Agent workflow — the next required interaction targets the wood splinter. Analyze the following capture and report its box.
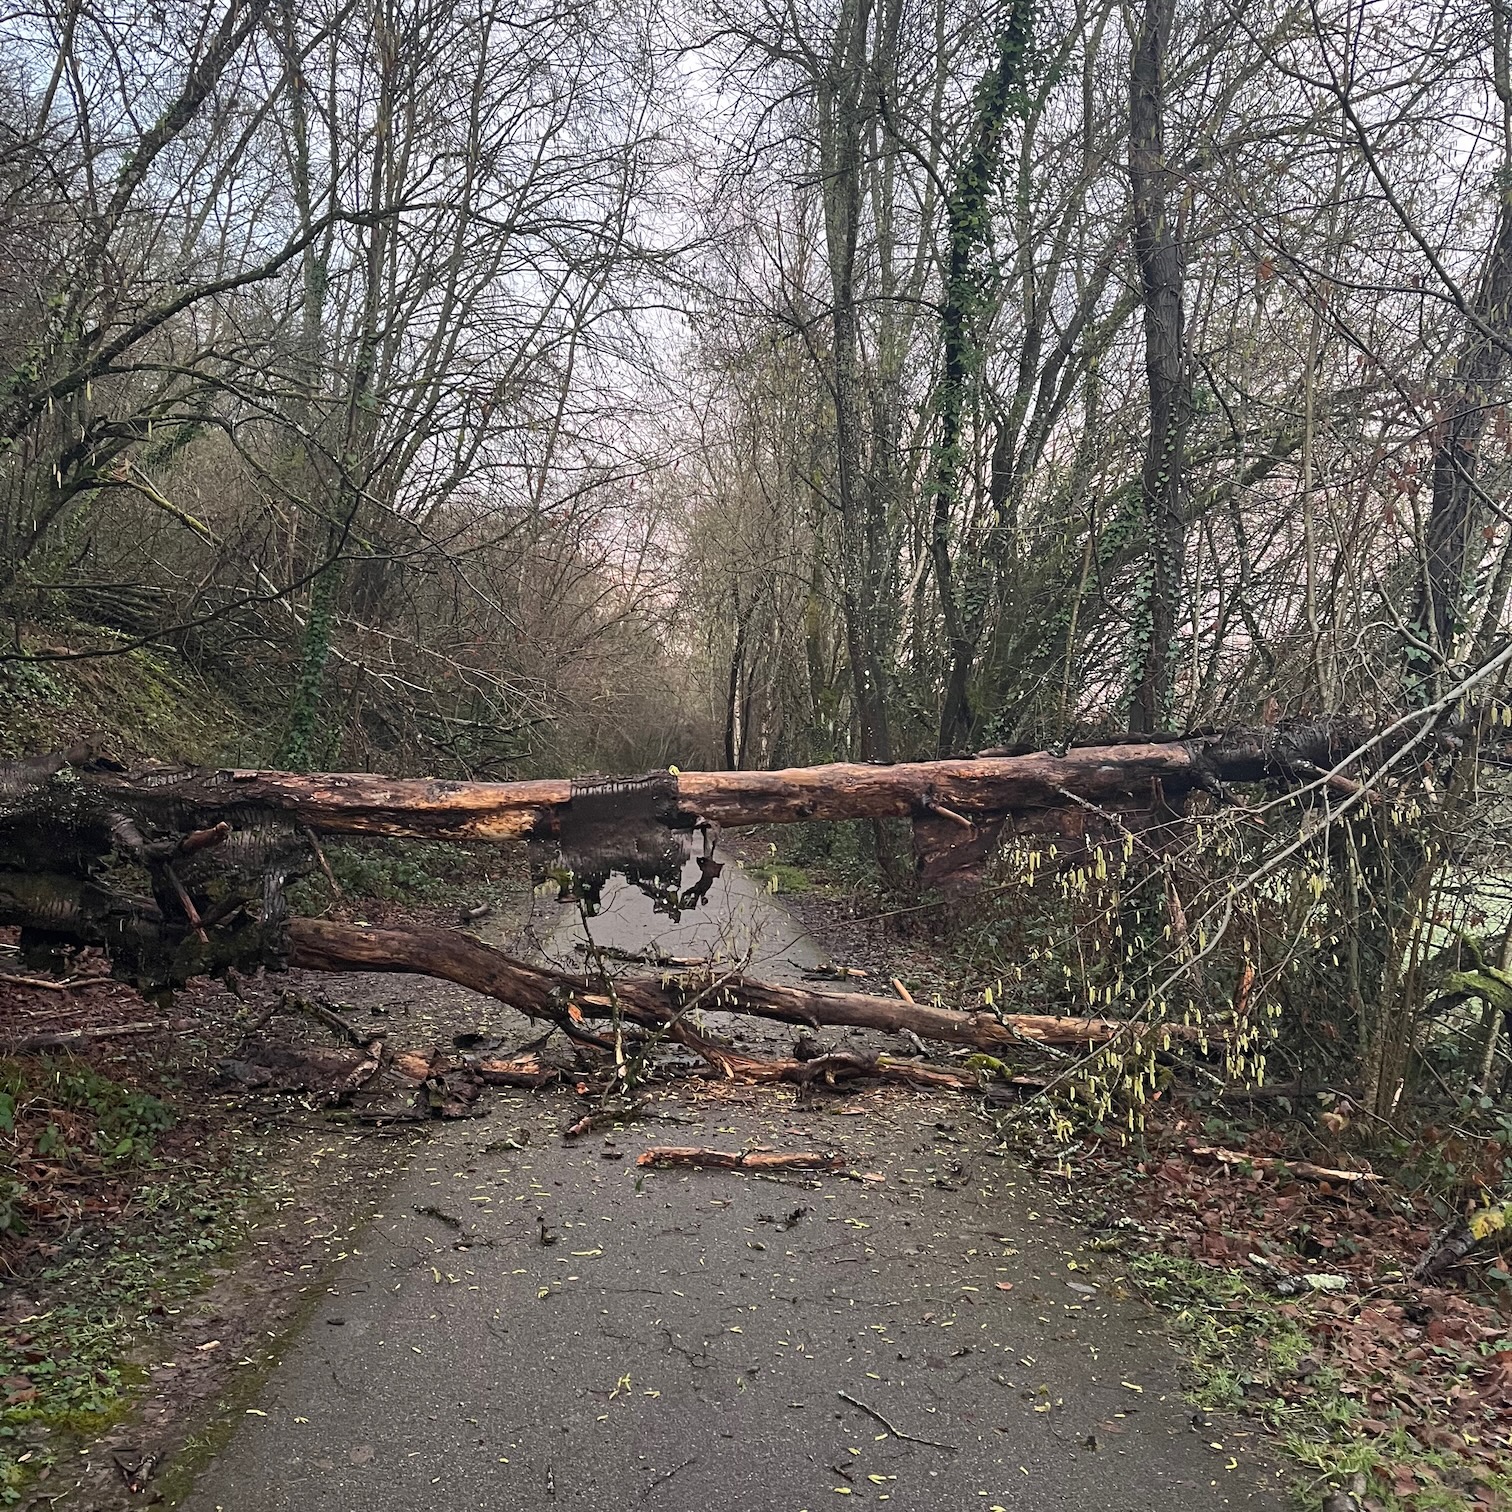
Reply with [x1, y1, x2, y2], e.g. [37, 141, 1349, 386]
[921, 797, 974, 830]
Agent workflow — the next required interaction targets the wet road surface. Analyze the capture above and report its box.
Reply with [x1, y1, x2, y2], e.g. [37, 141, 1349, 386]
[180, 862, 1288, 1512]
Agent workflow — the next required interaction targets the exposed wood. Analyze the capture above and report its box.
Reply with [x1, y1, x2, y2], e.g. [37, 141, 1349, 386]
[222, 1039, 556, 1105]
[0, 720, 1378, 986]
[284, 918, 1204, 1052]
[472, 1055, 558, 1089]
[0, 719, 1372, 844]
[1188, 1144, 1379, 1186]
[635, 1146, 844, 1172]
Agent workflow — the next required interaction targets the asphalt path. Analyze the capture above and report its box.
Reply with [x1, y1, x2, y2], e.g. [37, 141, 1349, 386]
[181, 862, 1288, 1512]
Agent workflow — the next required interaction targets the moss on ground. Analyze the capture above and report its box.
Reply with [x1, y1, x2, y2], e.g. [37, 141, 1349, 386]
[0, 1058, 274, 1505]
[0, 641, 249, 764]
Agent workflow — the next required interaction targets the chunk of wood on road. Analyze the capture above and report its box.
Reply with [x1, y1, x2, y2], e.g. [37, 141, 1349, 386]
[218, 1039, 555, 1114]
[636, 1146, 844, 1172]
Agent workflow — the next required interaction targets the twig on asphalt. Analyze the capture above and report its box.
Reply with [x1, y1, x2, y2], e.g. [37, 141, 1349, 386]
[837, 1390, 958, 1451]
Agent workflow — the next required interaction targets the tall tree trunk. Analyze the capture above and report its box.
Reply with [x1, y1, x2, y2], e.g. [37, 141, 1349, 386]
[278, 9, 396, 769]
[931, 0, 1036, 756]
[1413, 0, 1512, 689]
[820, 0, 891, 760]
[1126, 0, 1189, 733]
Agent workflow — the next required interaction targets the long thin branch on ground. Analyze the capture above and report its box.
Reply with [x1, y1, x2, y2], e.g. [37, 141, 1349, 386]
[284, 918, 1204, 1054]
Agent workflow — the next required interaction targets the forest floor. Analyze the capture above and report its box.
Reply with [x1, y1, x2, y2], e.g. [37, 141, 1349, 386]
[0, 845, 1507, 1512]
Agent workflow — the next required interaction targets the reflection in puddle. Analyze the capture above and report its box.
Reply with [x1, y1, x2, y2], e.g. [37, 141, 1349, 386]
[521, 776, 826, 983]
[529, 773, 722, 921]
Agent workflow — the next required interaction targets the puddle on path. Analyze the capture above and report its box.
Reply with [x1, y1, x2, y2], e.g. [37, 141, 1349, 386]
[507, 854, 828, 986]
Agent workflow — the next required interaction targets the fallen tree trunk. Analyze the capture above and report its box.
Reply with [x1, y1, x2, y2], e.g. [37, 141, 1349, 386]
[636, 1147, 844, 1172]
[3, 718, 1370, 843]
[284, 917, 1202, 1054]
[0, 717, 1381, 987]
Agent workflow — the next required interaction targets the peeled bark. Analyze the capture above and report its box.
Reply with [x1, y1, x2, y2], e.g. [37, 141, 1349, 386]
[5, 718, 1367, 841]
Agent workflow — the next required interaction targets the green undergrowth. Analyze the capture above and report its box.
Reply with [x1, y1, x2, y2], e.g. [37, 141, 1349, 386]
[1128, 1252, 1511, 1512]
[744, 855, 814, 895]
[746, 819, 885, 895]
[289, 835, 529, 915]
[0, 1062, 274, 1505]
[0, 1173, 264, 1503]
[0, 638, 250, 764]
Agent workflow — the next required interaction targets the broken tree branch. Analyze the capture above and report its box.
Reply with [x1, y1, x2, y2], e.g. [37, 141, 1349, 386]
[1188, 1145, 1380, 1186]
[1, 1018, 193, 1053]
[283, 919, 1203, 1055]
[636, 1147, 844, 1172]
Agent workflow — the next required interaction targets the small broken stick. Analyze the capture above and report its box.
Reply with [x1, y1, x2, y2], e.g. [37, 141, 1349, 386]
[565, 1098, 647, 1139]
[413, 1203, 463, 1229]
[113, 1449, 159, 1493]
[636, 1146, 843, 1173]
[837, 1390, 957, 1451]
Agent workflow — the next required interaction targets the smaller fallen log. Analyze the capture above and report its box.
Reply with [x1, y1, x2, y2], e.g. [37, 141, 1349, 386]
[2, 1018, 194, 1053]
[636, 1146, 844, 1172]
[679, 1038, 1039, 1094]
[1189, 1144, 1379, 1187]
[286, 919, 1202, 1056]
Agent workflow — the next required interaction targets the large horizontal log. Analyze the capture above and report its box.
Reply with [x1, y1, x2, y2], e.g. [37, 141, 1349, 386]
[284, 918, 1200, 1052]
[0, 719, 1375, 987]
[7, 716, 1370, 844]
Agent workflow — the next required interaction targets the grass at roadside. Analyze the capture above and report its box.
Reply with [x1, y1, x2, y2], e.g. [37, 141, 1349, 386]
[0, 1054, 277, 1505]
[0, 1171, 262, 1503]
[1127, 1249, 1512, 1511]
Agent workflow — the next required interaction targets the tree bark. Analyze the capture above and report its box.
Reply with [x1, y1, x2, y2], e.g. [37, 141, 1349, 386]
[19, 718, 1364, 845]
[930, 0, 1037, 757]
[0, 719, 1375, 988]
[1414, 200, 1512, 682]
[284, 917, 1203, 1051]
[1127, 0, 1190, 732]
